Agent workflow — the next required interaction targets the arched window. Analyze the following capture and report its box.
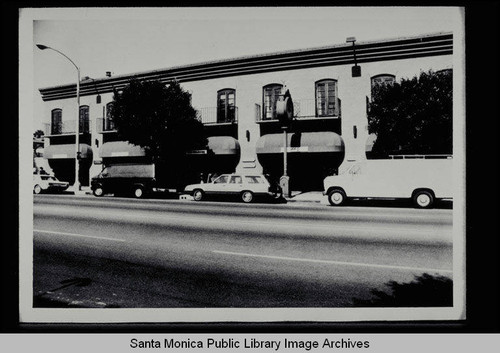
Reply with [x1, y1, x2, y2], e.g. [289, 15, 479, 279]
[217, 89, 236, 123]
[371, 74, 395, 92]
[315, 79, 338, 117]
[79, 105, 89, 133]
[51, 109, 62, 135]
[263, 83, 283, 120]
[105, 102, 115, 130]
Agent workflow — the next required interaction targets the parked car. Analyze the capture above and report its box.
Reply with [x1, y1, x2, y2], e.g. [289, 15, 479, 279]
[33, 174, 69, 194]
[184, 173, 282, 203]
[91, 163, 158, 198]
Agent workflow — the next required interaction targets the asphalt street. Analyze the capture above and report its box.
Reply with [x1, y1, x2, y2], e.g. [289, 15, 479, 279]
[32, 195, 453, 308]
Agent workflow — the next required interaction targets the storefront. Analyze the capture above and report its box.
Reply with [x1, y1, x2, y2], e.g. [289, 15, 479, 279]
[43, 143, 93, 186]
[256, 131, 344, 191]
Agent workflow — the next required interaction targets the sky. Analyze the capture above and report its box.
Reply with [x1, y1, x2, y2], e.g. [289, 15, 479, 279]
[21, 7, 463, 130]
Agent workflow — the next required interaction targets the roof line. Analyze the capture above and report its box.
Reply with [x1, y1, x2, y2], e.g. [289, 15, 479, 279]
[38, 31, 452, 91]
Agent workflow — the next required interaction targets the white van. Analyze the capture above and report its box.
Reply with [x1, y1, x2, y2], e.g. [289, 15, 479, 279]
[323, 157, 453, 208]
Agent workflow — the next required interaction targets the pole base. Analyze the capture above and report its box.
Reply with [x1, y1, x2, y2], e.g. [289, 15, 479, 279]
[279, 175, 290, 198]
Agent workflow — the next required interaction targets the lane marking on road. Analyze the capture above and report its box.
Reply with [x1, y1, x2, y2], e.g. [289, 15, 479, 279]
[34, 229, 128, 243]
[213, 250, 453, 274]
[36, 205, 452, 237]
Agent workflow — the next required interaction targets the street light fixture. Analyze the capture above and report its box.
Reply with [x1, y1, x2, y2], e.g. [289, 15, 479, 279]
[346, 37, 361, 77]
[37, 44, 81, 191]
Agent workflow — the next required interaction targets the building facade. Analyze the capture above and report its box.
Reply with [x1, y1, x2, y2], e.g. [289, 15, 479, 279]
[38, 32, 453, 190]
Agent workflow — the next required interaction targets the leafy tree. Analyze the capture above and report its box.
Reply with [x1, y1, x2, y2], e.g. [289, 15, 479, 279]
[110, 79, 207, 188]
[33, 130, 44, 138]
[367, 69, 452, 158]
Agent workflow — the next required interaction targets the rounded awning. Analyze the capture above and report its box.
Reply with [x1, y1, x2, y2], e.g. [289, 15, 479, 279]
[44, 144, 92, 159]
[256, 131, 344, 154]
[207, 136, 240, 155]
[100, 141, 146, 158]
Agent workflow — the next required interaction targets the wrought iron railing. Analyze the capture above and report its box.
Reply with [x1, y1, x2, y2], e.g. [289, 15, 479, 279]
[196, 106, 238, 125]
[255, 99, 341, 122]
[96, 118, 116, 133]
[43, 119, 90, 135]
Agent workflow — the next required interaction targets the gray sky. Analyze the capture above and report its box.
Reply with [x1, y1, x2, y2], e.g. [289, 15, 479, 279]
[23, 7, 463, 130]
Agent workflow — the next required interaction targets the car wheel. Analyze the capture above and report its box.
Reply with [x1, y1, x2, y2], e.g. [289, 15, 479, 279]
[93, 186, 104, 197]
[328, 188, 346, 206]
[193, 189, 204, 201]
[241, 191, 254, 203]
[133, 186, 145, 199]
[413, 190, 434, 209]
[33, 184, 42, 194]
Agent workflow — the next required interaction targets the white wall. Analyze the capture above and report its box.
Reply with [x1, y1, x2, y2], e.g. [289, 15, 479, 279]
[41, 54, 452, 180]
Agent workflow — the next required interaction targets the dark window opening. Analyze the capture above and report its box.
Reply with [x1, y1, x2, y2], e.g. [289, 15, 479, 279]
[51, 109, 62, 135]
[315, 79, 338, 117]
[263, 84, 283, 120]
[217, 89, 236, 123]
[79, 105, 90, 133]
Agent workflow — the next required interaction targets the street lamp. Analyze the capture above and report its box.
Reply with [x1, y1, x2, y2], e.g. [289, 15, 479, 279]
[37, 44, 81, 191]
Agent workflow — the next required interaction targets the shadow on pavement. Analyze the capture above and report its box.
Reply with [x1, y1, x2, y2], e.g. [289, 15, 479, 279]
[352, 273, 453, 307]
[327, 198, 453, 210]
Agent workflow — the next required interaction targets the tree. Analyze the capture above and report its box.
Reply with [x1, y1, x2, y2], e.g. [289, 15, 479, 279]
[110, 79, 207, 187]
[33, 130, 44, 138]
[367, 69, 452, 158]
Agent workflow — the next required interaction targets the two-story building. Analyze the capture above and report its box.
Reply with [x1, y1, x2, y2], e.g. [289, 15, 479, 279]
[38, 32, 453, 191]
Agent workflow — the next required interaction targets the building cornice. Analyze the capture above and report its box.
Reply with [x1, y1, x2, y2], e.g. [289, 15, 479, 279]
[39, 32, 453, 102]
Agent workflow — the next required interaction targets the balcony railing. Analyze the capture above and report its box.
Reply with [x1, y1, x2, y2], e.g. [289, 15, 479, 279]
[96, 118, 116, 133]
[196, 106, 238, 125]
[43, 119, 90, 135]
[256, 99, 341, 122]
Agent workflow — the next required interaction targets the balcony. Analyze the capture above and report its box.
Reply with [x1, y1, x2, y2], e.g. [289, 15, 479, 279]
[96, 118, 117, 133]
[256, 99, 341, 122]
[43, 120, 90, 136]
[196, 107, 238, 125]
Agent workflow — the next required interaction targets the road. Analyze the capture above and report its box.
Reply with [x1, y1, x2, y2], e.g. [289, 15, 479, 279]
[32, 195, 453, 308]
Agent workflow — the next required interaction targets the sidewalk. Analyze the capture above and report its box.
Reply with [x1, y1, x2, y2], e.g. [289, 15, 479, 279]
[67, 185, 92, 196]
[67, 185, 327, 205]
[285, 191, 327, 204]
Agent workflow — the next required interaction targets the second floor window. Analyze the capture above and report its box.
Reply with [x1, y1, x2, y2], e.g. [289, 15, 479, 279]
[51, 109, 62, 135]
[79, 105, 90, 133]
[217, 89, 236, 123]
[263, 83, 283, 120]
[105, 102, 115, 130]
[315, 79, 338, 117]
[371, 74, 395, 97]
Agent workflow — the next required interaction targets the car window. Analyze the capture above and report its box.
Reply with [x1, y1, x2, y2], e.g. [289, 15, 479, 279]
[40, 175, 56, 181]
[213, 175, 229, 184]
[230, 176, 242, 184]
[245, 176, 262, 184]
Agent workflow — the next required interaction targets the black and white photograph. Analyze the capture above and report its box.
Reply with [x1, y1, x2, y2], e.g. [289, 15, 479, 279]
[18, 6, 469, 329]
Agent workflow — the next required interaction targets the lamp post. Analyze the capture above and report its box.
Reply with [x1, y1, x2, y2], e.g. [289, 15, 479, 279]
[37, 44, 81, 191]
